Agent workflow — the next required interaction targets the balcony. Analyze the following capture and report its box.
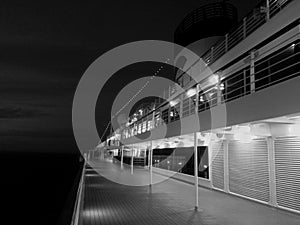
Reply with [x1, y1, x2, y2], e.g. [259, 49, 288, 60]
[119, 39, 299, 142]
[107, 0, 298, 143]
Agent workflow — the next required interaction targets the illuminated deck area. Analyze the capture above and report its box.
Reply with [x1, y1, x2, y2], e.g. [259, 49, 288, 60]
[76, 160, 300, 225]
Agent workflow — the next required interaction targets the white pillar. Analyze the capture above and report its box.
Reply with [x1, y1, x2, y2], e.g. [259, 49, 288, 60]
[121, 146, 124, 169]
[131, 145, 134, 175]
[180, 94, 183, 119]
[224, 140, 229, 193]
[194, 132, 199, 210]
[148, 146, 151, 169]
[149, 141, 153, 186]
[195, 84, 199, 113]
[151, 111, 155, 130]
[208, 140, 213, 186]
[217, 74, 222, 105]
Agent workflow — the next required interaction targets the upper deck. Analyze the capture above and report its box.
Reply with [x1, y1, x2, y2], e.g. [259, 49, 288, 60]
[104, 0, 300, 147]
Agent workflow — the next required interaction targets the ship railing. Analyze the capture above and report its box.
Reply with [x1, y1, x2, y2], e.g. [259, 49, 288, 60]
[115, 0, 295, 140]
[173, 0, 293, 103]
[201, 0, 293, 66]
[119, 39, 299, 140]
[70, 159, 86, 225]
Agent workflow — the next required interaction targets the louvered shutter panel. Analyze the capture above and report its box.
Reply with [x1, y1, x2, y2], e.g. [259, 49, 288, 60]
[274, 136, 300, 212]
[228, 138, 270, 202]
[211, 140, 225, 190]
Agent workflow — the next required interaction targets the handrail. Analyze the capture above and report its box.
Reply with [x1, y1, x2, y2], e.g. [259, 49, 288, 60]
[119, 40, 299, 140]
[70, 159, 86, 225]
[109, 0, 295, 142]
[201, 0, 292, 66]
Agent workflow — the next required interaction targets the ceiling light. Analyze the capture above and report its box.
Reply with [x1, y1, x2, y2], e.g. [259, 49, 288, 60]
[169, 100, 178, 107]
[220, 83, 225, 90]
[186, 88, 196, 97]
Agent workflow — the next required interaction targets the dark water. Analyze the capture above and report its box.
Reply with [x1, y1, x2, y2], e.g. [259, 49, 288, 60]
[0, 152, 82, 225]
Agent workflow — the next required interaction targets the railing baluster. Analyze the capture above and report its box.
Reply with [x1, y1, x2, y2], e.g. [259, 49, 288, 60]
[266, 0, 270, 21]
[225, 33, 228, 52]
[243, 17, 247, 39]
[250, 51, 256, 93]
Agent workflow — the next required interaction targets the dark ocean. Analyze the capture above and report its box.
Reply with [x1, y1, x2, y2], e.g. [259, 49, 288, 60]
[0, 152, 83, 225]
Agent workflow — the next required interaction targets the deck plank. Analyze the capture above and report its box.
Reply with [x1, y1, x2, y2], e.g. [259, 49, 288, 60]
[80, 160, 300, 225]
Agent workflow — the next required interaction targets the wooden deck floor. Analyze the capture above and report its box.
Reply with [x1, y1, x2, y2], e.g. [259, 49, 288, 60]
[79, 160, 300, 225]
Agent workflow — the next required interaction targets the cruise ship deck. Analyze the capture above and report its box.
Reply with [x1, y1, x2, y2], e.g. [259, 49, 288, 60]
[71, 0, 300, 224]
[76, 159, 300, 225]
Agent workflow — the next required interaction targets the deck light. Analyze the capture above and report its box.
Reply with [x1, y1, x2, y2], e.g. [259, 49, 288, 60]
[186, 88, 196, 97]
[169, 100, 178, 107]
[220, 83, 225, 90]
[200, 96, 204, 102]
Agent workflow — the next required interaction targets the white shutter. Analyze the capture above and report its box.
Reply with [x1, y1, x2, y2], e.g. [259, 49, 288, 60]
[274, 136, 300, 212]
[228, 138, 270, 202]
[211, 140, 225, 190]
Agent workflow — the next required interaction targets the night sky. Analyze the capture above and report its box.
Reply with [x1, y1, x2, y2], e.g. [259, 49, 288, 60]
[0, 0, 261, 154]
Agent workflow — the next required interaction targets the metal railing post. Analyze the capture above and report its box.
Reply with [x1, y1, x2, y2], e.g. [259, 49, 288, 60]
[196, 84, 199, 113]
[211, 46, 214, 62]
[121, 145, 124, 169]
[225, 34, 228, 52]
[243, 69, 247, 94]
[250, 51, 256, 92]
[131, 146, 134, 175]
[266, 0, 270, 21]
[180, 94, 183, 119]
[151, 111, 155, 129]
[217, 73, 222, 105]
[167, 107, 170, 124]
[149, 141, 153, 186]
[243, 17, 247, 39]
[194, 132, 199, 210]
